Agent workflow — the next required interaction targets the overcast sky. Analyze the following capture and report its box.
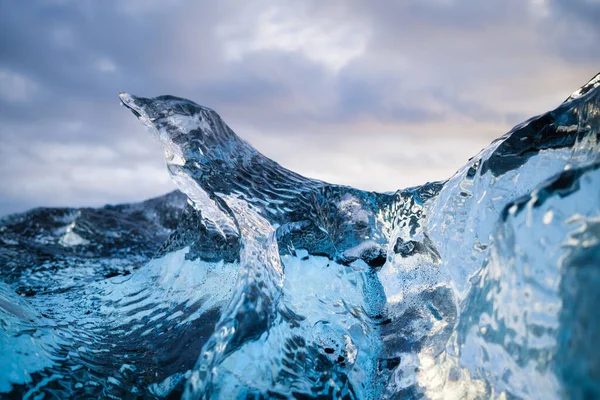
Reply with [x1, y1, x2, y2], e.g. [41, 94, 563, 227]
[0, 0, 598, 216]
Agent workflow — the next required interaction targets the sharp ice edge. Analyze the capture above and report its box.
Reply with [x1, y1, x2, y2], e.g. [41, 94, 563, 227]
[1, 77, 599, 399]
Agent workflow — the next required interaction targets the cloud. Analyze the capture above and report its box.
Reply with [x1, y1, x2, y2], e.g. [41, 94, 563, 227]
[0, 69, 38, 102]
[0, 135, 173, 212]
[0, 0, 597, 216]
[216, 3, 369, 72]
[96, 58, 117, 73]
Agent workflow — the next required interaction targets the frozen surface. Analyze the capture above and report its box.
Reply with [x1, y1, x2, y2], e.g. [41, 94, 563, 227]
[0, 74, 599, 399]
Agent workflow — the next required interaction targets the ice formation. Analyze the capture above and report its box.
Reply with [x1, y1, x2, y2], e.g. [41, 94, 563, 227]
[0, 73, 599, 399]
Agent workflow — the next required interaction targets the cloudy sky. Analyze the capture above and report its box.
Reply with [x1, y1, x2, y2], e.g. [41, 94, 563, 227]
[0, 0, 598, 216]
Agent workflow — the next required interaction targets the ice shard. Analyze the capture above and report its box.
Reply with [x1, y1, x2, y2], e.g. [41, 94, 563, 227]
[0, 74, 599, 399]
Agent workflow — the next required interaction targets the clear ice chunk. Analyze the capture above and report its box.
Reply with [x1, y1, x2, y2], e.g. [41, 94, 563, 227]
[0, 74, 599, 399]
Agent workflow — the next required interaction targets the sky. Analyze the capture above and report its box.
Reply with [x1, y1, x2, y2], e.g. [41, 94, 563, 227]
[0, 0, 598, 216]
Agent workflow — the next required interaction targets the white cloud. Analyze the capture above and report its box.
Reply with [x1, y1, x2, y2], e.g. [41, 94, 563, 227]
[216, 4, 369, 72]
[96, 58, 117, 73]
[0, 69, 37, 102]
[116, 0, 183, 15]
[0, 138, 175, 214]
[529, 0, 550, 17]
[50, 26, 76, 48]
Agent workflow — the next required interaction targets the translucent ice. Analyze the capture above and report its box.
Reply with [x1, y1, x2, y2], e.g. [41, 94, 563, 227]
[0, 74, 599, 399]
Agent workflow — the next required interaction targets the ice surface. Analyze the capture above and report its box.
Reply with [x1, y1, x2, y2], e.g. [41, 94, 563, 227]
[1, 74, 599, 399]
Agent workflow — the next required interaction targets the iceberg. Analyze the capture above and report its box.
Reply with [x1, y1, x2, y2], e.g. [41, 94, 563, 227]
[0, 74, 599, 399]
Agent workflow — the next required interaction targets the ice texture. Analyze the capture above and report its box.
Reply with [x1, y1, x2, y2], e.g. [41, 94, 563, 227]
[0, 74, 599, 399]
